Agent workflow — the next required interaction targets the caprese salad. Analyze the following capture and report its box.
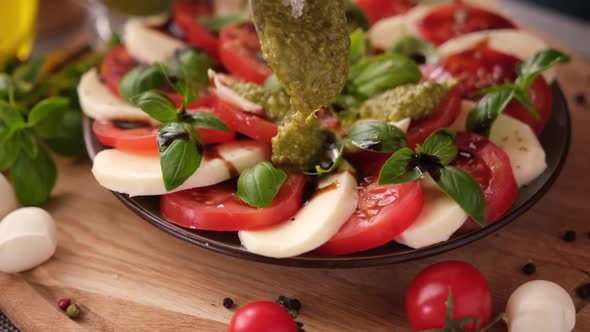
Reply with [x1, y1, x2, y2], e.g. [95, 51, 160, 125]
[80, 0, 570, 259]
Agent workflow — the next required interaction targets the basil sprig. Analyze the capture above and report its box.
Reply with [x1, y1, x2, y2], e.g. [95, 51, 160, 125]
[379, 129, 486, 226]
[347, 121, 407, 152]
[467, 49, 570, 136]
[345, 0, 370, 31]
[237, 161, 288, 208]
[390, 36, 440, 65]
[349, 28, 367, 65]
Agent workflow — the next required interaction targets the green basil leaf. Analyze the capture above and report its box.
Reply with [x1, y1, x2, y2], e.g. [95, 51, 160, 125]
[237, 161, 288, 208]
[516, 49, 571, 89]
[10, 144, 57, 206]
[304, 135, 344, 176]
[390, 36, 440, 64]
[378, 147, 422, 184]
[130, 90, 178, 122]
[466, 88, 515, 137]
[156, 63, 197, 108]
[347, 120, 407, 152]
[199, 13, 250, 33]
[345, 0, 370, 31]
[176, 48, 215, 85]
[27, 97, 70, 126]
[119, 65, 166, 102]
[16, 129, 38, 159]
[13, 57, 46, 94]
[435, 166, 486, 226]
[348, 53, 422, 99]
[0, 73, 15, 101]
[419, 129, 458, 165]
[43, 110, 85, 157]
[184, 112, 230, 132]
[511, 86, 539, 120]
[333, 94, 362, 110]
[0, 136, 19, 171]
[158, 122, 202, 191]
[0, 101, 25, 129]
[349, 28, 367, 64]
[263, 74, 284, 92]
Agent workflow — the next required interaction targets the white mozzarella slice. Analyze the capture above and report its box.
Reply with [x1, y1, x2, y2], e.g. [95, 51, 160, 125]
[209, 70, 264, 114]
[92, 141, 271, 196]
[214, 0, 245, 16]
[0, 174, 18, 220]
[0, 207, 57, 273]
[239, 167, 359, 258]
[78, 69, 154, 123]
[391, 118, 411, 133]
[439, 30, 555, 82]
[396, 175, 467, 249]
[124, 18, 187, 64]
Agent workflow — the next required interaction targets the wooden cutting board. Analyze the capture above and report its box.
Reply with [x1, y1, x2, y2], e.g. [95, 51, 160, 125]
[2, 41, 590, 332]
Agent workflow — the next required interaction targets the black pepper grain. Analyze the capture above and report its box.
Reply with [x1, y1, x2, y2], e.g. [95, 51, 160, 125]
[562, 230, 577, 242]
[576, 283, 590, 300]
[574, 93, 587, 106]
[223, 297, 234, 309]
[288, 298, 302, 311]
[277, 295, 288, 307]
[296, 321, 306, 332]
[521, 262, 536, 275]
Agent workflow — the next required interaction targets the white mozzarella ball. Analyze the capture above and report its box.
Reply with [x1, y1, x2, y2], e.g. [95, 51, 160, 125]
[0, 174, 18, 219]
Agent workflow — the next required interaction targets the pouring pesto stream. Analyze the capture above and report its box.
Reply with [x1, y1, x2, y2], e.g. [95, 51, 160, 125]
[82, 0, 569, 257]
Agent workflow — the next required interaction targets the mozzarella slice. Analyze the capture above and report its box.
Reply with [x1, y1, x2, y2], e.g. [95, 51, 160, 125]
[124, 18, 187, 64]
[214, 0, 245, 16]
[209, 70, 264, 114]
[0, 174, 18, 220]
[92, 141, 271, 196]
[396, 175, 467, 249]
[0, 207, 57, 273]
[391, 118, 411, 133]
[439, 30, 555, 82]
[239, 167, 358, 258]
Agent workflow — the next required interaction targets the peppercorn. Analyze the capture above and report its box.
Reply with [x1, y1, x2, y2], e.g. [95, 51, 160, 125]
[521, 262, 536, 275]
[289, 309, 299, 318]
[576, 283, 590, 300]
[574, 93, 587, 106]
[296, 321, 306, 332]
[66, 304, 81, 319]
[288, 298, 302, 311]
[223, 297, 234, 309]
[562, 230, 577, 242]
[57, 298, 71, 311]
[277, 295, 288, 307]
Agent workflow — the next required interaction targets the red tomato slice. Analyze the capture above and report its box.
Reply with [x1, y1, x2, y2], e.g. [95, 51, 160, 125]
[173, 0, 220, 60]
[417, 3, 516, 45]
[161, 174, 306, 231]
[346, 150, 393, 178]
[505, 75, 553, 135]
[100, 46, 137, 96]
[213, 98, 278, 143]
[407, 86, 462, 148]
[453, 132, 517, 231]
[317, 179, 423, 256]
[355, 0, 416, 26]
[219, 24, 273, 85]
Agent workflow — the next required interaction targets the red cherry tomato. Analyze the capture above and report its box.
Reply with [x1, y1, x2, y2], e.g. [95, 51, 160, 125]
[407, 86, 462, 148]
[406, 261, 492, 332]
[417, 3, 516, 45]
[317, 179, 423, 256]
[355, 0, 416, 26]
[213, 98, 278, 143]
[173, 0, 220, 60]
[228, 301, 297, 332]
[161, 174, 305, 231]
[453, 132, 517, 232]
[100, 46, 137, 96]
[219, 24, 273, 85]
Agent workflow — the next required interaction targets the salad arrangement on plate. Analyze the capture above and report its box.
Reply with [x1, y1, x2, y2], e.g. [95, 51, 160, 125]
[81, 0, 570, 259]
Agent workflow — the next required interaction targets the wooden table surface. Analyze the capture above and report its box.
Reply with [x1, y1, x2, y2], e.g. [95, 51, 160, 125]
[1, 40, 590, 332]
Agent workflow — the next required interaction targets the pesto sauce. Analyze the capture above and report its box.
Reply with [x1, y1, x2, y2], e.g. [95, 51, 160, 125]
[228, 81, 294, 122]
[359, 82, 450, 122]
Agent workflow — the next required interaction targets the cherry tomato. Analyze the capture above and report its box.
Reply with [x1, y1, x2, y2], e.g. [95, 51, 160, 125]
[355, 0, 416, 26]
[417, 3, 516, 45]
[228, 301, 297, 332]
[213, 98, 278, 143]
[406, 261, 492, 332]
[161, 174, 305, 231]
[219, 24, 273, 84]
[453, 132, 517, 232]
[100, 46, 137, 96]
[407, 86, 462, 148]
[317, 179, 423, 256]
[173, 0, 220, 60]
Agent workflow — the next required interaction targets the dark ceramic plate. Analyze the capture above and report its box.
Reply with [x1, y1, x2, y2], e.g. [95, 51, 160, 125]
[83, 84, 571, 268]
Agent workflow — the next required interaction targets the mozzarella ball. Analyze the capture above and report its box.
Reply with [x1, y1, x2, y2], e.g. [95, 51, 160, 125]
[0, 174, 18, 219]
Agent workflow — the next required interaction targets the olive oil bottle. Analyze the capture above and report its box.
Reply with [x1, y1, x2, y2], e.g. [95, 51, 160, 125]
[0, 0, 38, 67]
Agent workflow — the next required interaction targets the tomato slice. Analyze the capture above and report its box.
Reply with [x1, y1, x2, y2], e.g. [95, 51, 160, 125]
[407, 86, 462, 148]
[453, 132, 517, 231]
[417, 3, 516, 45]
[213, 98, 278, 143]
[161, 174, 306, 231]
[355, 0, 416, 26]
[173, 0, 220, 60]
[317, 179, 423, 256]
[505, 75, 553, 135]
[100, 46, 138, 96]
[219, 24, 273, 85]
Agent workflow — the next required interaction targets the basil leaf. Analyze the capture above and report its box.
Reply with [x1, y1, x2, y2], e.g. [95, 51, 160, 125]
[348, 53, 422, 99]
[350, 28, 367, 65]
[334, 94, 362, 110]
[237, 161, 288, 208]
[131, 90, 178, 122]
[435, 166, 486, 226]
[0, 101, 25, 129]
[466, 88, 515, 137]
[264, 74, 284, 92]
[0, 136, 19, 171]
[156, 63, 197, 108]
[10, 145, 57, 206]
[119, 65, 166, 102]
[419, 129, 458, 165]
[176, 48, 215, 85]
[347, 121, 407, 152]
[184, 112, 230, 132]
[390, 36, 440, 65]
[345, 0, 370, 31]
[516, 49, 571, 89]
[13, 57, 46, 94]
[199, 13, 249, 33]
[0, 73, 15, 101]
[17, 129, 38, 159]
[27, 97, 70, 126]
[158, 122, 202, 191]
[43, 110, 85, 157]
[378, 147, 422, 185]
[304, 135, 344, 176]
[511, 86, 539, 120]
